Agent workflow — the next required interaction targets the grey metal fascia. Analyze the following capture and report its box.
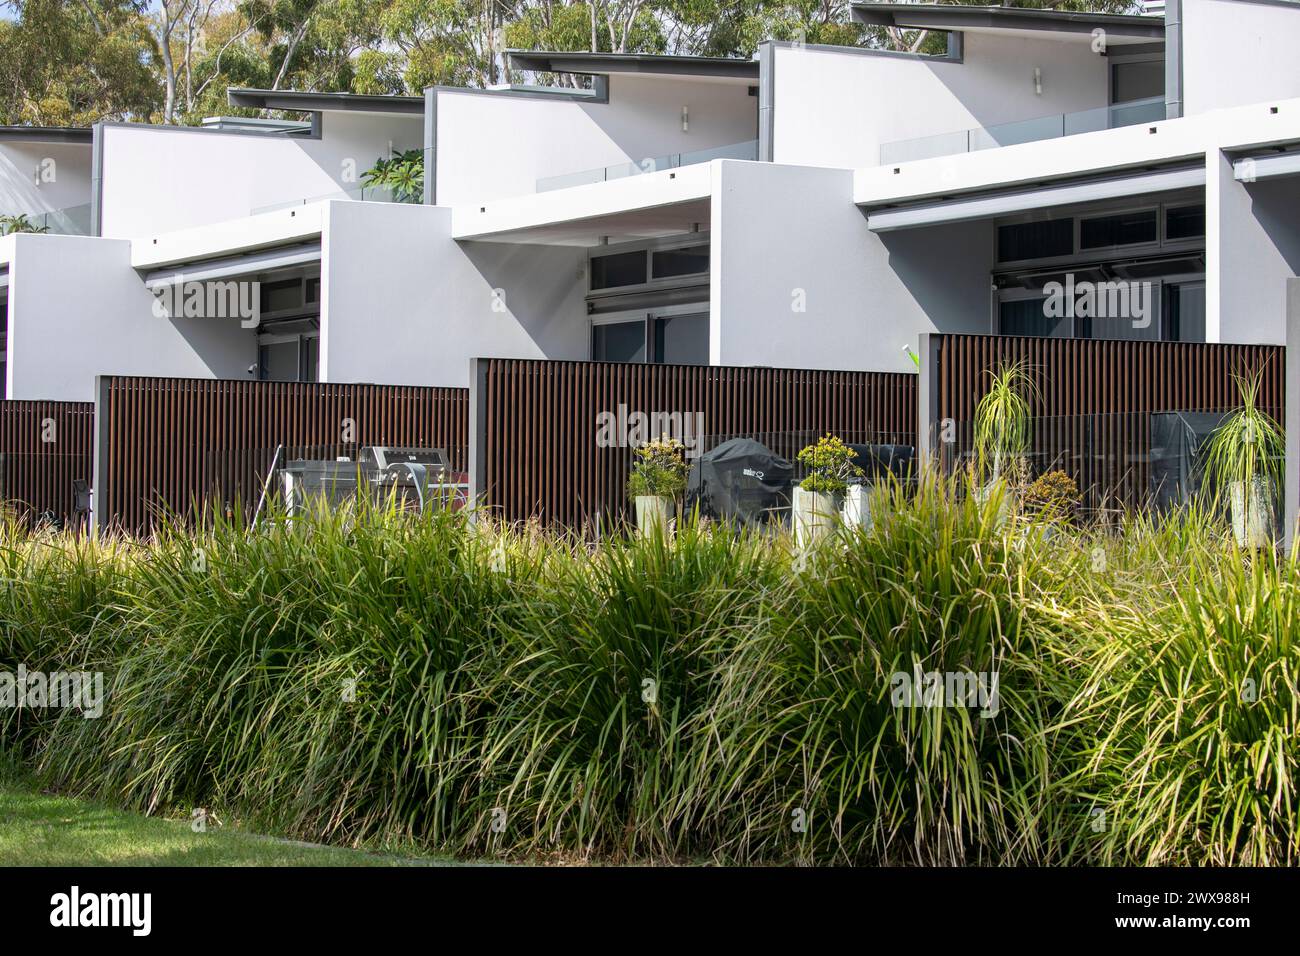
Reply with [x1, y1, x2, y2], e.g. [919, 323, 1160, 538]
[1234, 151, 1300, 181]
[141, 242, 322, 288]
[0, 126, 93, 144]
[865, 165, 1206, 232]
[227, 88, 424, 115]
[1165, 0, 1183, 120]
[758, 42, 775, 163]
[424, 89, 437, 205]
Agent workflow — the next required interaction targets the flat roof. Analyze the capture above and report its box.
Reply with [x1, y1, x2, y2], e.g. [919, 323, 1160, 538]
[227, 88, 424, 115]
[851, 3, 1165, 40]
[507, 50, 760, 80]
[0, 126, 93, 145]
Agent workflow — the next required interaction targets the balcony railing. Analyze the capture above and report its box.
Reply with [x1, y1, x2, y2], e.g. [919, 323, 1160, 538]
[6, 202, 93, 236]
[878, 97, 1167, 166]
[536, 139, 759, 193]
[251, 184, 421, 216]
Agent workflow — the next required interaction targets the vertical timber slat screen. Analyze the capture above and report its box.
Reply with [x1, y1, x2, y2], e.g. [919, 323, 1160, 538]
[0, 401, 95, 525]
[99, 377, 468, 535]
[478, 359, 918, 526]
[930, 335, 1285, 511]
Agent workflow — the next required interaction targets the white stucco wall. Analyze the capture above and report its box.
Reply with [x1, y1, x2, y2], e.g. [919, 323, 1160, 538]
[1209, 151, 1300, 346]
[99, 112, 423, 238]
[772, 33, 1111, 171]
[710, 160, 992, 374]
[1181, 0, 1300, 116]
[0, 141, 93, 228]
[434, 74, 757, 206]
[320, 200, 587, 387]
[4, 234, 256, 401]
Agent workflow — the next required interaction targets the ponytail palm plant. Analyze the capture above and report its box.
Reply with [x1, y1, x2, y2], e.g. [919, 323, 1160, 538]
[1201, 371, 1283, 548]
[973, 362, 1035, 484]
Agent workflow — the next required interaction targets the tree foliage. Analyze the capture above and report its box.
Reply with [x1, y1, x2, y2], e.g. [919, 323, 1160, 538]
[0, 0, 1144, 126]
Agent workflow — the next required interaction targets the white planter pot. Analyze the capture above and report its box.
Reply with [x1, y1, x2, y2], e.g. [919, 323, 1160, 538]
[793, 486, 840, 548]
[840, 484, 872, 533]
[635, 495, 675, 536]
[1230, 478, 1275, 549]
[973, 481, 1013, 529]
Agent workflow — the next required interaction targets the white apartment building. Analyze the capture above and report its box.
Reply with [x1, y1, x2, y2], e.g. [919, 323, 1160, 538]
[2, 0, 1299, 402]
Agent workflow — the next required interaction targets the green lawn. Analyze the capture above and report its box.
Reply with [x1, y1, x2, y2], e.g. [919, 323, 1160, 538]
[0, 780, 462, 867]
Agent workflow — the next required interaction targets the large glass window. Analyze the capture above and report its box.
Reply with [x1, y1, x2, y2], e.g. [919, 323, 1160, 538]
[592, 320, 646, 363]
[653, 313, 709, 364]
[651, 245, 709, 280]
[1165, 282, 1206, 342]
[590, 251, 647, 291]
[998, 298, 1069, 338]
[259, 340, 299, 381]
[1166, 204, 1205, 241]
[997, 218, 1073, 262]
[1080, 209, 1158, 250]
[1111, 59, 1163, 104]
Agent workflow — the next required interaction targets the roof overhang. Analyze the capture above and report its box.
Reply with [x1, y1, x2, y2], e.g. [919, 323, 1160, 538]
[866, 165, 1204, 232]
[141, 242, 321, 289]
[453, 162, 714, 246]
[1234, 150, 1300, 182]
[0, 126, 93, 145]
[851, 3, 1165, 45]
[132, 203, 325, 271]
[507, 50, 759, 81]
[227, 88, 424, 116]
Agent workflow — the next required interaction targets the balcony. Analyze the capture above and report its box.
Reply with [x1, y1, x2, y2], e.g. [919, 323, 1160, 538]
[536, 139, 758, 193]
[878, 97, 1167, 166]
[251, 185, 421, 216]
[5, 203, 93, 236]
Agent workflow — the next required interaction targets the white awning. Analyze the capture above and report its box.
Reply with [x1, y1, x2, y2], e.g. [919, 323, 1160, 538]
[142, 242, 321, 289]
[866, 166, 1206, 232]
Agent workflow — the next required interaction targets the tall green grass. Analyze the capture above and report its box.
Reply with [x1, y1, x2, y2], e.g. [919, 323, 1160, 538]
[0, 479, 1295, 865]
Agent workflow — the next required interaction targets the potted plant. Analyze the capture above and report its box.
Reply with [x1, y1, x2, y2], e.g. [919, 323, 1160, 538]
[361, 149, 425, 203]
[971, 362, 1035, 524]
[627, 437, 688, 534]
[1202, 371, 1283, 549]
[793, 435, 863, 547]
[0, 213, 50, 236]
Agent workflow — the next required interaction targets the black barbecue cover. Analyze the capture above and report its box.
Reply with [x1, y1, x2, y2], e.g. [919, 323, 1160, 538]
[686, 438, 793, 526]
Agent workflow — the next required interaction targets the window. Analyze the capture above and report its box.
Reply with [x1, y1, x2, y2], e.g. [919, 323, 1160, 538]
[1111, 59, 1163, 104]
[258, 333, 319, 381]
[592, 310, 709, 364]
[651, 245, 709, 280]
[302, 336, 320, 382]
[997, 219, 1073, 263]
[259, 340, 299, 381]
[998, 298, 1070, 338]
[653, 313, 708, 364]
[592, 320, 646, 363]
[260, 278, 305, 315]
[1079, 209, 1158, 250]
[1166, 204, 1205, 241]
[1165, 282, 1206, 342]
[590, 251, 647, 291]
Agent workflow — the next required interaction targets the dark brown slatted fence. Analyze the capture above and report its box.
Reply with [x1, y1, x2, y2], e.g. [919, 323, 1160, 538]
[927, 335, 1285, 511]
[0, 401, 95, 527]
[474, 359, 918, 526]
[97, 377, 468, 535]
